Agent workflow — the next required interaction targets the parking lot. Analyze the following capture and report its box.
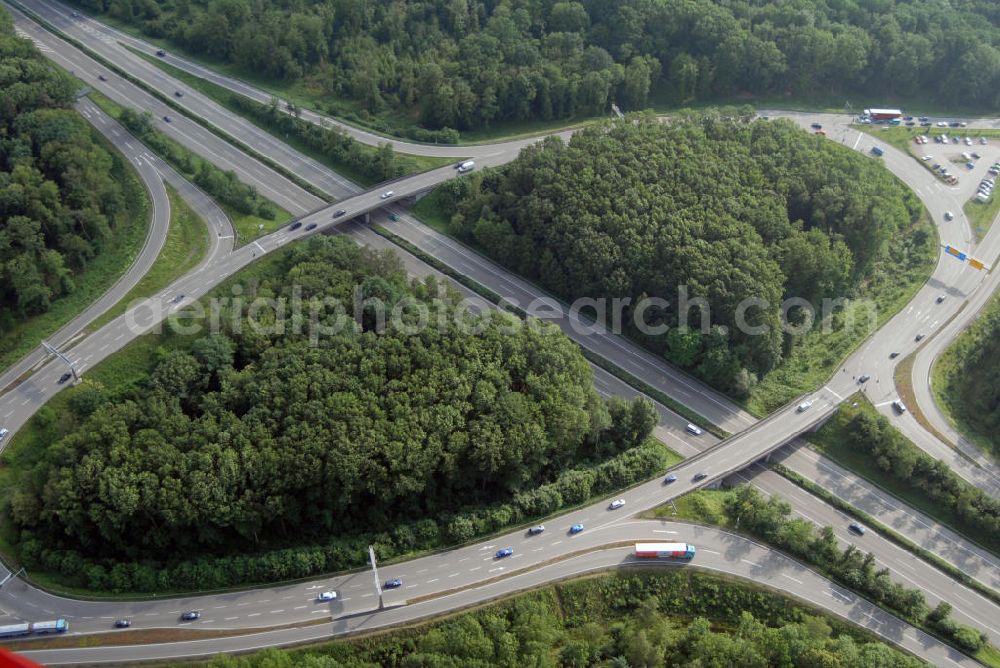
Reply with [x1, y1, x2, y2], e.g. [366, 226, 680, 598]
[905, 130, 997, 209]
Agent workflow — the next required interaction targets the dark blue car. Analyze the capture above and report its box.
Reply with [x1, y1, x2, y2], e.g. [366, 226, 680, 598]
[384, 578, 403, 589]
[495, 547, 513, 558]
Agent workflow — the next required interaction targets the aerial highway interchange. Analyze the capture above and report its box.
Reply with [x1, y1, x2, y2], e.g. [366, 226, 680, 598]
[2, 0, 1000, 664]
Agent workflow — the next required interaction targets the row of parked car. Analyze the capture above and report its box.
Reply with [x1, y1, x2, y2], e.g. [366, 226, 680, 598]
[977, 175, 995, 203]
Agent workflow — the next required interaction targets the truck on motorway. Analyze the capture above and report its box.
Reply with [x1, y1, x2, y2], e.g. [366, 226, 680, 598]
[0, 623, 31, 638]
[634, 542, 696, 560]
[31, 619, 68, 634]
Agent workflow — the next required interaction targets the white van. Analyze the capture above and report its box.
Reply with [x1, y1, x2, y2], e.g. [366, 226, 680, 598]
[685, 423, 703, 436]
[892, 399, 907, 413]
[457, 160, 475, 173]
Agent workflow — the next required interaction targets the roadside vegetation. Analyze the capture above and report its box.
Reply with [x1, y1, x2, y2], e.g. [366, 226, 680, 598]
[179, 571, 925, 668]
[0, 236, 677, 595]
[87, 91, 289, 244]
[0, 11, 150, 373]
[810, 397, 1000, 557]
[70, 0, 1000, 143]
[664, 486, 990, 658]
[933, 292, 1000, 460]
[426, 112, 932, 412]
[130, 48, 455, 184]
[88, 184, 210, 331]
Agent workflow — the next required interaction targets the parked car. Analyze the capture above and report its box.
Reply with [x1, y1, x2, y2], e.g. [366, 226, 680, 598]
[180, 611, 200, 621]
[114, 619, 131, 628]
[915, 333, 925, 341]
[380, 190, 394, 199]
[384, 578, 403, 589]
[664, 474, 678, 484]
[848, 522, 866, 536]
[693, 472, 708, 481]
[918, 116, 929, 122]
[289, 221, 302, 230]
[608, 498, 626, 510]
[528, 525, 545, 535]
[569, 524, 584, 534]
[317, 591, 337, 601]
[495, 547, 514, 558]
[58, 372, 72, 384]
[305, 222, 317, 231]
[333, 209, 347, 218]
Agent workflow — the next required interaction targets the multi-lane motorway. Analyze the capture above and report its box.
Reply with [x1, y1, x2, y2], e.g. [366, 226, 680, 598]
[3, 0, 1000, 663]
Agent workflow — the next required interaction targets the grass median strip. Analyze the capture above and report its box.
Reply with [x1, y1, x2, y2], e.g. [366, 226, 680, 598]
[88, 184, 210, 331]
[775, 464, 1000, 609]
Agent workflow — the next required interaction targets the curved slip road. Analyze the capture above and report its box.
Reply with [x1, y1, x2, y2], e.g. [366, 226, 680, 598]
[1, 6, 1000, 664]
[8, 521, 979, 668]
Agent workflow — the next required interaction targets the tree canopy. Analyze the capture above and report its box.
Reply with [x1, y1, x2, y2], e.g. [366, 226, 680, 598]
[444, 113, 920, 395]
[0, 10, 132, 334]
[71, 0, 1000, 133]
[9, 236, 653, 563]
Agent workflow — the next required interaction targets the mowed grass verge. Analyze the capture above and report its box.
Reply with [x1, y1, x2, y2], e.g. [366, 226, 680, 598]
[89, 184, 211, 331]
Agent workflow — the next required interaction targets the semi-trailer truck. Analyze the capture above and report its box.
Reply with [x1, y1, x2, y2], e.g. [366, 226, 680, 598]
[634, 542, 696, 559]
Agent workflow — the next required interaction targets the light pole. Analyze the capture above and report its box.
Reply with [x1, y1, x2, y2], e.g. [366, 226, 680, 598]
[368, 545, 384, 609]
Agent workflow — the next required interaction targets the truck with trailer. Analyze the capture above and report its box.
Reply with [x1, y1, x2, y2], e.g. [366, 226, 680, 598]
[31, 619, 68, 634]
[0, 623, 31, 639]
[634, 542, 696, 560]
[864, 108, 903, 122]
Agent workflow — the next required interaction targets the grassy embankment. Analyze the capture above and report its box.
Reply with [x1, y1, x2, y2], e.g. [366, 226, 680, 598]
[88, 184, 211, 331]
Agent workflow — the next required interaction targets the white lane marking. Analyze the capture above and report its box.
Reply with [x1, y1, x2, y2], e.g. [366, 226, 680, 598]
[448, 572, 460, 578]
[782, 574, 803, 584]
[426, 578, 439, 584]
[224, 616, 239, 621]
[741, 559, 763, 569]
[700, 549, 721, 555]
[246, 613, 261, 618]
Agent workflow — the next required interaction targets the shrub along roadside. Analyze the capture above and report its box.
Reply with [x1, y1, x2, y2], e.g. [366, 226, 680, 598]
[810, 397, 1000, 557]
[720, 485, 989, 655]
[87, 91, 289, 244]
[188, 571, 926, 668]
[14, 439, 677, 597]
[776, 464, 1000, 611]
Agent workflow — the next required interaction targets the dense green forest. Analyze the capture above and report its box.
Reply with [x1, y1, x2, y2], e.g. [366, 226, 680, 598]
[439, 113, 922, 396]
[4, 236, 659, 587]
[187, 572, 925, 668]
[934, 294, 1000, 458]
[0, 11, 135, 335]
[72, 0, 1000, 135]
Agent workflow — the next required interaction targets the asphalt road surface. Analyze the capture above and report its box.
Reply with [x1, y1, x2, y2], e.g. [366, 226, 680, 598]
[1, 4, 1000, 664]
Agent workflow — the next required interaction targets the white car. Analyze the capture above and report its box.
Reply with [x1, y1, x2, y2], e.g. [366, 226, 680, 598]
[685, 423, 703, 436]
[317, 591, 337, 601]
[0, 428, 7, 440]
[797, 401, 813, 412]
[608, 498, 626, 510]
[380, 191, 394, 199]
[936, 121, 948, 127]
[944, 211, 954, 221]
[921, 155, 932, 161]
[892, 399, 907, 414]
